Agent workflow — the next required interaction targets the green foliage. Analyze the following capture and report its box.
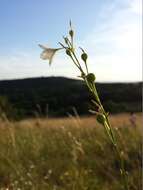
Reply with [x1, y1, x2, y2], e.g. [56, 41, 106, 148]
[0, 78, 142, 119]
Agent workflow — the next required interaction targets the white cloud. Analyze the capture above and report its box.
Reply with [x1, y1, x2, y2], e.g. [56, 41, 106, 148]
[81, 0, 142, 82]
[129, 0, 142, 15]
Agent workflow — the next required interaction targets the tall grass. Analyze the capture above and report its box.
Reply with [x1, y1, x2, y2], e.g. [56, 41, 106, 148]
[0, 114, 142, 189]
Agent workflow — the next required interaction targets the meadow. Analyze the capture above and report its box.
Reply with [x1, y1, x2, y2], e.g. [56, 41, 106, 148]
[0, 113, 142, 190]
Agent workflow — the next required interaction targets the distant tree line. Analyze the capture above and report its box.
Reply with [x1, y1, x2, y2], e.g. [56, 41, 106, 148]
[0, 77, 142, 120]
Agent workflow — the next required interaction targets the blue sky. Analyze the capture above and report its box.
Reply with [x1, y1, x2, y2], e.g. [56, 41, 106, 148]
[0, 0, 142, 82]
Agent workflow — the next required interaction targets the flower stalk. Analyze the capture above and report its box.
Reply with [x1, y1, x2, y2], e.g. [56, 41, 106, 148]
[39, 22, 129, 190]
[59, 24, 129, 190]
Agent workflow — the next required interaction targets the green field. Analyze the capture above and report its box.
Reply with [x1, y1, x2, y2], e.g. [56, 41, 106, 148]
[0, 113, 142, 190]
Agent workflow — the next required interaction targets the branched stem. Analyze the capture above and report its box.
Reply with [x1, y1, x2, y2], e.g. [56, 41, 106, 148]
[59, 28, 129, 190]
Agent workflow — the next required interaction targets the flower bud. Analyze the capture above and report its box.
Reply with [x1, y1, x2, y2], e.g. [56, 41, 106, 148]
[81, 53, 88, 63]
[66, 49, 71, 56]
[96, 114, 106, 125]
[64, 37, 69, 44]
[86, 73, 96, 83]
[69, 30, 74, 38]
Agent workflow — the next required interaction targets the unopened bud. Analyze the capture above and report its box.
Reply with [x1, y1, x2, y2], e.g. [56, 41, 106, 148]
[66, 49, 71, 56]
[86, 73, 96, 83]
[81, 53, 88, 63]
[96, 114, 106, 125]
[69, 30, 74, 38]
[64, 37, 68, 44]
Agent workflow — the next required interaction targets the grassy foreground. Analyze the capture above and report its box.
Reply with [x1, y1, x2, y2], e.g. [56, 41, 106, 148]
[0, 113, 142, 190]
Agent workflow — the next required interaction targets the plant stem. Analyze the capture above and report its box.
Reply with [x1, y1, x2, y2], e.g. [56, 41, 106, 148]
[60, 32, 129, 190]
[85, 80, 129, 190]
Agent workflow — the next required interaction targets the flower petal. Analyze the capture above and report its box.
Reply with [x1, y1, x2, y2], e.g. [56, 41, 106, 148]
[40, 49, 55, 60]
[39, 44, 48, 50]
[39, 44, 62, 65]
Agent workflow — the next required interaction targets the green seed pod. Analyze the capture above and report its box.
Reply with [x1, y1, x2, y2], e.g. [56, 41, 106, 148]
[96, 114, 106, 125]
[81, 53, 88, 63]
[86, 73, 96, 83]
[66, 49, 71, 56]
[69, 30, 74, 38]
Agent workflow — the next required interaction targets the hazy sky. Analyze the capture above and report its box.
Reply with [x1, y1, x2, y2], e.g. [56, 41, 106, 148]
[0, 0, 142, 82]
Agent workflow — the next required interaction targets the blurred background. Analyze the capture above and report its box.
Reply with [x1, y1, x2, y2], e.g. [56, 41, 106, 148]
[0, 0, 142, 119]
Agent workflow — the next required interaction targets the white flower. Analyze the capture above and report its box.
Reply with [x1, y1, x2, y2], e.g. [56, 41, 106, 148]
[39, 44, 61, 65]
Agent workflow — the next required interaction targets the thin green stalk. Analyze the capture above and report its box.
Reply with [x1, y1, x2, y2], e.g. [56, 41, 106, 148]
[40, 22, 129, 190]
[84, 79, 129, 190]
[63, 38, 84, 73]
[85, 62, 89, 74]
[69, 53, 82, 71]
[63, 35, 129, 190]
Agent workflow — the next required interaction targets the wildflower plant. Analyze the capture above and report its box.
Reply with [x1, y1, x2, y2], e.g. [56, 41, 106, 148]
[39, 22, 129, 190]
